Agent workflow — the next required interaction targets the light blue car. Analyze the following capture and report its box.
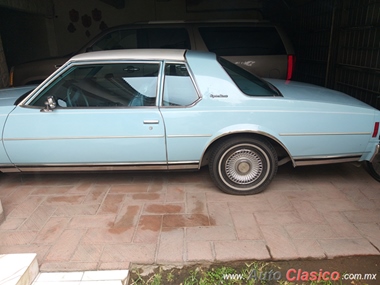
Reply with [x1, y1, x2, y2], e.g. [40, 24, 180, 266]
[1, 49, 379, 195]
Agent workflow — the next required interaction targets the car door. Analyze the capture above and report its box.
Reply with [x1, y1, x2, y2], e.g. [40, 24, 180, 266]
[159, 62, 209, 168]
[3, 61, 167, 170]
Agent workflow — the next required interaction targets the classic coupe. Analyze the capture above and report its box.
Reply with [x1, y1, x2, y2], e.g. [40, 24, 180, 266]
[0, 49, 379, 195]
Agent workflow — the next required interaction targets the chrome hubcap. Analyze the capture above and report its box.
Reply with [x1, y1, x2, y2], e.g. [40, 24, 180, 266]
[237, 161, 250, 174]
[225, 149, 263, 184]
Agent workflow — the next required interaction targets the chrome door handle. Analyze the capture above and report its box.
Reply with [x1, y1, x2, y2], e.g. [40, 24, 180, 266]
[143, 120, 159, 124]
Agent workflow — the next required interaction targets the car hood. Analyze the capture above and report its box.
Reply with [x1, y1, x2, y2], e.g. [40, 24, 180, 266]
[0, 85, 36, 107]
[266, 79, 375, 110]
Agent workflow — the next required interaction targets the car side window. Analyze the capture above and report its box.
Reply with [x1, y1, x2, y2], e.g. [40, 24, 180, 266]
[29, 63, 160, 108]
[162, 63, 199, 106]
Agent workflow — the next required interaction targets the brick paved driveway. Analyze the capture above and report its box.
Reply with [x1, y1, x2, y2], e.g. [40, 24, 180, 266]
[0, 163, 379, 272]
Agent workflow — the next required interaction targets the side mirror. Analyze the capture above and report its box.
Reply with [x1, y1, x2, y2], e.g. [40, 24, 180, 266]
[40, 96, 57, 112]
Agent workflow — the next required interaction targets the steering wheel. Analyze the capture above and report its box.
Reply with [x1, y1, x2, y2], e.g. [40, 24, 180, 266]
[66, 86, 89, 107]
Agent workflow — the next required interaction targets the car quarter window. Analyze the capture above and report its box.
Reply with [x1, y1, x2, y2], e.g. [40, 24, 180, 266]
[29, 63, 160, 108]
[162, 63, 199, 106]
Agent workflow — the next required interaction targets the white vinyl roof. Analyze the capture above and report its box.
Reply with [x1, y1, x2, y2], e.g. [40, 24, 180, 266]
[69, 49, 187, 63]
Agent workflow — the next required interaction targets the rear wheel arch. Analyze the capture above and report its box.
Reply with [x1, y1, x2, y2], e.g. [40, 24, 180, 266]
[200, 132, 293, 195]
[200, 132, 293, 168]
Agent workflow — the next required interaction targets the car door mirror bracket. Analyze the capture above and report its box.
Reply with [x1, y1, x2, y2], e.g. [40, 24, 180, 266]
[40, 96, 57, 112]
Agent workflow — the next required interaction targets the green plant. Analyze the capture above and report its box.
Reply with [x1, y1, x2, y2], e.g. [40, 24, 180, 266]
[183, 269, 200, 285]
[128, 261, 368, 285]
[205, 266, 238, 284]
[149, 273, 162, 285]
[166, 270, 175, 283]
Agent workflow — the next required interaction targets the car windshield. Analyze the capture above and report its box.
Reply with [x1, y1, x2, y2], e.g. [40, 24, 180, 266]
[218, 57, 280, 97]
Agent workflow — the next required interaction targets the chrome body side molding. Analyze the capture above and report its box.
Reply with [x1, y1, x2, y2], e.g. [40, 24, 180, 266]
[0, 165, 20, 173]
[0, 155, 364, 173]
[279, 132, 371, 136]
[294, 154, 362, 166]
[0, 162, 200, 173]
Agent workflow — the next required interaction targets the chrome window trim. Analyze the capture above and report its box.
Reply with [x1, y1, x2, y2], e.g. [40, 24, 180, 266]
[18, 61, 72, 106]
[20, 59, 201, 109]
[159, 60, 202, 108]
[21, 60, 163, 107]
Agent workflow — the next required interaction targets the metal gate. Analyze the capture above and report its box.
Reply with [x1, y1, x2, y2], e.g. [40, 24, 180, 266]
[270, 0, 380, 109]
[335, 0, 380, 109]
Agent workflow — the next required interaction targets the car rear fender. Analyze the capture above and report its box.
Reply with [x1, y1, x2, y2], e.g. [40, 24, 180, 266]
[200, 124, 294, 167]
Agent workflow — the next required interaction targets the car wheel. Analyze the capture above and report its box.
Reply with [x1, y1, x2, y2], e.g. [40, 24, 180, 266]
[209, 136, 278, 195]
[365, 158, 380, 182]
